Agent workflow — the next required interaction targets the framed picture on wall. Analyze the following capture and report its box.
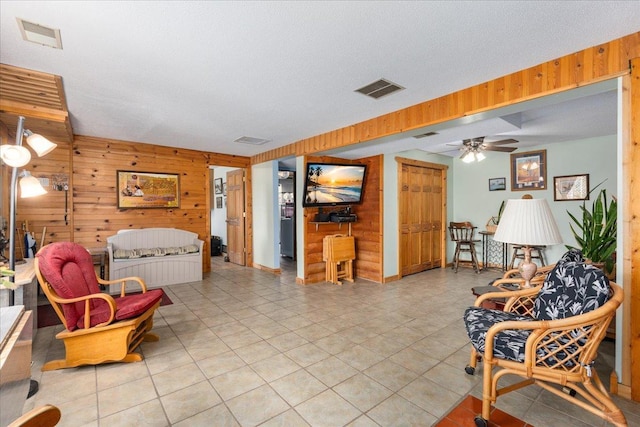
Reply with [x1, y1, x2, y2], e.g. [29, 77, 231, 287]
[214, 178, 223, 194]
[117, 171, 180, 209]
[216, 196, 223, 209]
[554, 174, 589, 201]
[488, 177, 506, 191]
[510, 149, 547, 191]
[223, 182, 227, 195]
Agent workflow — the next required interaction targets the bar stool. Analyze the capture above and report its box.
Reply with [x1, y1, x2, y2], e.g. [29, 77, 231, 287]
[449, 221, 480, 273]
[508, 245, 546, 269]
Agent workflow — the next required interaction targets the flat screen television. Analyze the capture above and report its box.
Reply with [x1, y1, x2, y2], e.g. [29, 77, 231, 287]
[302, 162, 367, 207]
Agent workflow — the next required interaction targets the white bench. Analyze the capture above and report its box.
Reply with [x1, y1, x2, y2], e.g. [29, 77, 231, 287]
[107, 228, 204, 291]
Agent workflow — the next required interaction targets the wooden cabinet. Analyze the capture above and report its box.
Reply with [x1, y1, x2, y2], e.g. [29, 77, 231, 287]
[398, 159, 446, 277]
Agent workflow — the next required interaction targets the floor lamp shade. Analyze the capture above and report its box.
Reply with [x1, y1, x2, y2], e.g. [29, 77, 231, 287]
[493, 199, 563, 246]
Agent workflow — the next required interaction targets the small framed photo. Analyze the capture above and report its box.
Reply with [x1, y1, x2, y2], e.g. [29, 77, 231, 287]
[488, 177, 506, 191]
[216, 196, 223, 209]
[222, 182, 227, 195]
[510, 149, 547, 191]
[214, 178, 223, 194]
[554, 174, 589, 201]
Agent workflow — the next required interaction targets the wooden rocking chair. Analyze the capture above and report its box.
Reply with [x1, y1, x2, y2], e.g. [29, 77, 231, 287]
[35, 242, 163, 371]
[463, 254, 627, 427]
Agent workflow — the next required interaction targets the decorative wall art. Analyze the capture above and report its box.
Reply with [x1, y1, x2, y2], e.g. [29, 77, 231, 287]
[488, 177, 506, 191]
[117, 171, 180, 209]
[216, 196, 223, 209]
[510, 149, 547, 191]
[214, 178, 223, 194]
[554, 174, 589, 201]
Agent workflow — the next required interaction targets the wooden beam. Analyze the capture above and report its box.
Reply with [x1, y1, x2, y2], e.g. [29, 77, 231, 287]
[629, 58, 640, 402]
[0, 99, 69, 122]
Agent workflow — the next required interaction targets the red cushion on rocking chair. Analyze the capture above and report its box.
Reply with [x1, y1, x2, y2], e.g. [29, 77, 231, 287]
[77, 289, 163, 329]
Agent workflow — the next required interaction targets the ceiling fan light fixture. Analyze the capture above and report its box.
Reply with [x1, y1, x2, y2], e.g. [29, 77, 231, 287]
[476, 152, 486, 162]
[461, 151, 475, 163]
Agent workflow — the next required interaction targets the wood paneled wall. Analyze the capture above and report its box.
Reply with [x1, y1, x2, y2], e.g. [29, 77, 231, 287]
[302, 155, 383, 284]
[4, 133, 251, 274]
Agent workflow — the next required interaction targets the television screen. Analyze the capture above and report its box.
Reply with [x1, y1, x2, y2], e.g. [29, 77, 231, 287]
[302, 162, 367, 207]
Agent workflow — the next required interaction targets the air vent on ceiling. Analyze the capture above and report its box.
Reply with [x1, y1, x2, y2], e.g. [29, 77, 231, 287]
[413, 131, 439, 139]
[355, 78, 404, 99]
[16, 18, 63, 49]
[234, 136, 271, 146]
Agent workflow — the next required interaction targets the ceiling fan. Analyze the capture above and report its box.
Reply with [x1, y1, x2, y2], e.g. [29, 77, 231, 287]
[449, 136, 518, 162]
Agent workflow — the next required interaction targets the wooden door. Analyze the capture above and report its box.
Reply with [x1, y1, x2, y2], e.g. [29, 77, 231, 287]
[226, 169, 245, 266]
[398, 160, 446, 277]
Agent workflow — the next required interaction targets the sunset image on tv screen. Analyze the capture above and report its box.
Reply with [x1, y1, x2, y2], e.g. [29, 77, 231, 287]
[304, 164, 365, 205]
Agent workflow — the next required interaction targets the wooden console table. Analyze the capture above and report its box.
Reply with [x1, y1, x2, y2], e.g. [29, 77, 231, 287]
[0, 306, 33, 426]
[0, 259, 38, 333]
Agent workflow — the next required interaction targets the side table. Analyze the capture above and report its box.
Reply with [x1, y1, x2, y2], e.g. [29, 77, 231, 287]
[479, 231, 508, 272]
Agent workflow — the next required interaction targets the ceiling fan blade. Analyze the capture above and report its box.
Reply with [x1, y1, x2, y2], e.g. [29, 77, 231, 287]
[484, 146, 518, 152]
[484, 138, 518, 146]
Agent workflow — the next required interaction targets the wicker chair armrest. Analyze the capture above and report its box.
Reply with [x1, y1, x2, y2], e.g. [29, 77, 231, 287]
[473, 285, 540, 308]
[484, 284, 623, 367]
[98, 276, 148, 297]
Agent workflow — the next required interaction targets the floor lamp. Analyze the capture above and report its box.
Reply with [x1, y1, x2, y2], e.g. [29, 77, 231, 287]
[1, 115, 56, 400]
[1, 115, 56, 304]
[493, 198, 563, 288]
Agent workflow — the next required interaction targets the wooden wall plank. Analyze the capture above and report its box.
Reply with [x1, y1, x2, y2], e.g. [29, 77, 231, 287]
[251, 32, 640, 165]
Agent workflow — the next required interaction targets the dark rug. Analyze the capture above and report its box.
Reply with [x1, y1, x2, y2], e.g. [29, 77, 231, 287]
[37, 289, 173, 328]
[434, 395, 532, 427]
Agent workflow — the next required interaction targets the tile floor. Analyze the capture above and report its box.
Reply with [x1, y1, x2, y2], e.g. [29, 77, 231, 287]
[23, 258, 640, 427]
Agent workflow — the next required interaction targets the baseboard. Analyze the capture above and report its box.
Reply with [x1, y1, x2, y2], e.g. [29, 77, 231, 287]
[383, 275, 400, 283]
[252, 263, 281, 275]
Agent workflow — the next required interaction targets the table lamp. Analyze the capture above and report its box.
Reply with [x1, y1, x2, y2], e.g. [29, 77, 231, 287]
[493, 198, 562, 287]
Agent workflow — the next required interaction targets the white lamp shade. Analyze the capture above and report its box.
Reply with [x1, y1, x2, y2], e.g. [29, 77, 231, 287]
[19, 174, 47, 198]
[0, 145, 31, 167]
[493, 199, 563, 246]
[26, 132, 57, 156]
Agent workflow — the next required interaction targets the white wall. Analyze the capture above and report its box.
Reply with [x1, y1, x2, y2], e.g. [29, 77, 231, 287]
[452, 135, 617, 264]
[210, 166, 236, 246]
[251, 161, 280, 269]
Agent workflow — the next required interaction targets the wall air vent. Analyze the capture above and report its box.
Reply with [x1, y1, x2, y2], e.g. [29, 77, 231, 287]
[234, 136, 271, 145]
[16, 18, 63, 49]
[413, 132, 439, 139]
[355, 78, 404, 99]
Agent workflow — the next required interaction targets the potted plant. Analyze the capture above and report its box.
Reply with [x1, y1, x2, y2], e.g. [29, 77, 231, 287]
[566, 187, 617, 275]
[486, 200, 505, 233]
[0, 266, 17, 290]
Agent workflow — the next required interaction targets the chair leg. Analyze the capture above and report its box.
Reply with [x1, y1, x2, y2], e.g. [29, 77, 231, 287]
[470, 244, 480, 273]
[465, 346, 478, 375]
[453, 245, 460, 272]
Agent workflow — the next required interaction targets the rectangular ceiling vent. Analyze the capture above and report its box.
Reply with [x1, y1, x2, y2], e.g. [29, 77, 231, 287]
[413, 131, 439, 139]
[17, 18, 63, 49]
[355, 78, 404, 99]
[234, 136, 271, 146]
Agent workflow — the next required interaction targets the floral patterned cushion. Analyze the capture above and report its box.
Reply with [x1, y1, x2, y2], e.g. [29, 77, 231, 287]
[533, 257, 610, 321]
[464, 250, 611, 365]
[464, 308, 534, 362]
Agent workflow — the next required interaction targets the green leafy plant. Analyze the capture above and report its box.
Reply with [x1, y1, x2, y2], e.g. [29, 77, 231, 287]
[497, 200, 505, 224]
[566, 187, 617, 273]
[0, 266, 17, 290]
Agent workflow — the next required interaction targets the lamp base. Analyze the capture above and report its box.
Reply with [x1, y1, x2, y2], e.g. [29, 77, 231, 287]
[518, 246, 537, 288]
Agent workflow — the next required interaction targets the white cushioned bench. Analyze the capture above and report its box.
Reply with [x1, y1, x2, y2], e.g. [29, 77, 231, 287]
[107, 228, 204, 291]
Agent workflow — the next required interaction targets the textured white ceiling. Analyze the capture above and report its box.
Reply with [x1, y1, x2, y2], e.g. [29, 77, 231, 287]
[1, 1, 638, 158]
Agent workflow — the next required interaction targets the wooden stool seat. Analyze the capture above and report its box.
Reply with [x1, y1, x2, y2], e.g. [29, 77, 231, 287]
[509, 245, 546, 270]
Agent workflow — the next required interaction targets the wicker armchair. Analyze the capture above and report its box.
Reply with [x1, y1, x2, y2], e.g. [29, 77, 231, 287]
[463, 256, 626, 427]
